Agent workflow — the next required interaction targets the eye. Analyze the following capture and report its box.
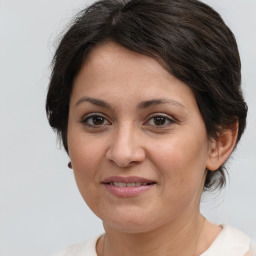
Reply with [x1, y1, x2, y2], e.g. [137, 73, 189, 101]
[146, 114, 175, 127]
[81, 114, 110, 127]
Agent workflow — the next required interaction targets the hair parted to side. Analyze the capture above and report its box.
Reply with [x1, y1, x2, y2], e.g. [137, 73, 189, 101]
[46, 0, 247, 191]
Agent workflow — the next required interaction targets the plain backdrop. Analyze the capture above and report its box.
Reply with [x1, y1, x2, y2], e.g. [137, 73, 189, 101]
[1, 0, 256, 255]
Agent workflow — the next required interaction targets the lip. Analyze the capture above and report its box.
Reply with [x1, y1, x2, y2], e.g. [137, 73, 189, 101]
[102, 176, 155, 184]
[101, 176, 156, 198]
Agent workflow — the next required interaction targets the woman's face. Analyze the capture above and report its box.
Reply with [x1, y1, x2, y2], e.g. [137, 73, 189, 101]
[68, 41, 214, 233]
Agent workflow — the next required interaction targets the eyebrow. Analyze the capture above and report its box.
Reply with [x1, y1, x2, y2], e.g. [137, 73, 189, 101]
[137, 98, 185, 109]
[75, 97, 185, 110]
[75, 97, 112, 109]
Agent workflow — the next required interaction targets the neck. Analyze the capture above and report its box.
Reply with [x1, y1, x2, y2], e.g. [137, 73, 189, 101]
[100, 212, 206, 256]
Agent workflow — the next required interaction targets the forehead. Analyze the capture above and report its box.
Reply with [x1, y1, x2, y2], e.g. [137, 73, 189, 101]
[76, 41, 184, 92]
[84, 41, 168, 75]
[71, 40, 198, 112]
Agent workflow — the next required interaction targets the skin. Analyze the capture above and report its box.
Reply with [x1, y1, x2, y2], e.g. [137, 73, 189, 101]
[67, 41, 237, 256]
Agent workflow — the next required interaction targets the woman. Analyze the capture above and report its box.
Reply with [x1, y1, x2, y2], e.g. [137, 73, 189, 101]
[46, 0, 253, 255]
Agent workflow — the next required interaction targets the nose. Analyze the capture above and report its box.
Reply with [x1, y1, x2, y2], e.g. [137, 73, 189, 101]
[106, 124, 146, 168]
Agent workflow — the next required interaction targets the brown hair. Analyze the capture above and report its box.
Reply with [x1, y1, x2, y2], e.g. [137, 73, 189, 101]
[46, 0, 247, 190]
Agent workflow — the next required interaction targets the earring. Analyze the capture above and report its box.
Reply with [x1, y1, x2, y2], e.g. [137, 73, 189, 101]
[68, 162, 72, 169]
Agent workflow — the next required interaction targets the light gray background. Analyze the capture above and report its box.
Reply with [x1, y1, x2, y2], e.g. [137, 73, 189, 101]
[1, 0, 255, 255]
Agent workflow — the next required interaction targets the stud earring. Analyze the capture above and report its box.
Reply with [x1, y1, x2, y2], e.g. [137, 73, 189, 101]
[68, 162, 72, 169]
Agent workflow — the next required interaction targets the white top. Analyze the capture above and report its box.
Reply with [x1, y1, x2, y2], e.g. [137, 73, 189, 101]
[51, 224, 252, 256]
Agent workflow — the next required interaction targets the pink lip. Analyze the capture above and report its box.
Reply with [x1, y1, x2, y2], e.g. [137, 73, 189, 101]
[101, 176, 156, 198]
[102, 176, 155, 184]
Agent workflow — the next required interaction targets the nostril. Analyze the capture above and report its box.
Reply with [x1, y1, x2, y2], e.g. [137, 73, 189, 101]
[105, 137, 146, 168]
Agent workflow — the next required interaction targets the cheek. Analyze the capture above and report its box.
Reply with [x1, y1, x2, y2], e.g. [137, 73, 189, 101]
[67, 131, 107, 193]
[68, 128, 104, 168]
[68, 137, 106, 209]
[149, 133, 208, 186]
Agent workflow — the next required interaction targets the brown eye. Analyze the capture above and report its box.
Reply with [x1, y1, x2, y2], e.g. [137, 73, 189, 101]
[92, 116, 105, 125]
[153, 116, 167, 126]
[82, 114, 110, 127]
[146, 114, 175, 127]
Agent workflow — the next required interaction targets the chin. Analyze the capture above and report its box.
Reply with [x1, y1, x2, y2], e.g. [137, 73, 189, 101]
[99, 209, 169, 234]
[103, 219, 158, 234]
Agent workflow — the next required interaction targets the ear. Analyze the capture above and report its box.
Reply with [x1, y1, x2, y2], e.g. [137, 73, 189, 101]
[206, 122, 238, 171]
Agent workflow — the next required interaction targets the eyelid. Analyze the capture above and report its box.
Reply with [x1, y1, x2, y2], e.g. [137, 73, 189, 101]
[80, 112, 111, 126]
[145, 112, 176, 126]
[147, 112, 175, 120]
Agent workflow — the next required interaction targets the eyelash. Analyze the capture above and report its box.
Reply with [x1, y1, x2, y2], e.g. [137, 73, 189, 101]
[81, 113, 111, 128]
[80, 113, 176, 129]
[145, 113, 175, 127]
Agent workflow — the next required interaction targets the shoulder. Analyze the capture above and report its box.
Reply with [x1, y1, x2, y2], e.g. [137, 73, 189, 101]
[50, 236, 100, 256]
[201, 224, 251, 256]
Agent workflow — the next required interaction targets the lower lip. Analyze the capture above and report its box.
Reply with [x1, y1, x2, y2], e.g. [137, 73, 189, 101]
[103, 184, 155, 197]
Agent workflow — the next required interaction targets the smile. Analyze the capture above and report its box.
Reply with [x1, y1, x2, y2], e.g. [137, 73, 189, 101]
[108, 182, 154, 187]
[102, 176, 156, 197]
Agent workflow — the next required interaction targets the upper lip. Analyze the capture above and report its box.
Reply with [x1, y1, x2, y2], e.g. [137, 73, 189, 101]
[101, 176, 156, 184]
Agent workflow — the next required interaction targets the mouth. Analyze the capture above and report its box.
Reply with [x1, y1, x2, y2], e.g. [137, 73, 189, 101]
[105, 182, 156, 187]
[101, 176, 156, 197]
